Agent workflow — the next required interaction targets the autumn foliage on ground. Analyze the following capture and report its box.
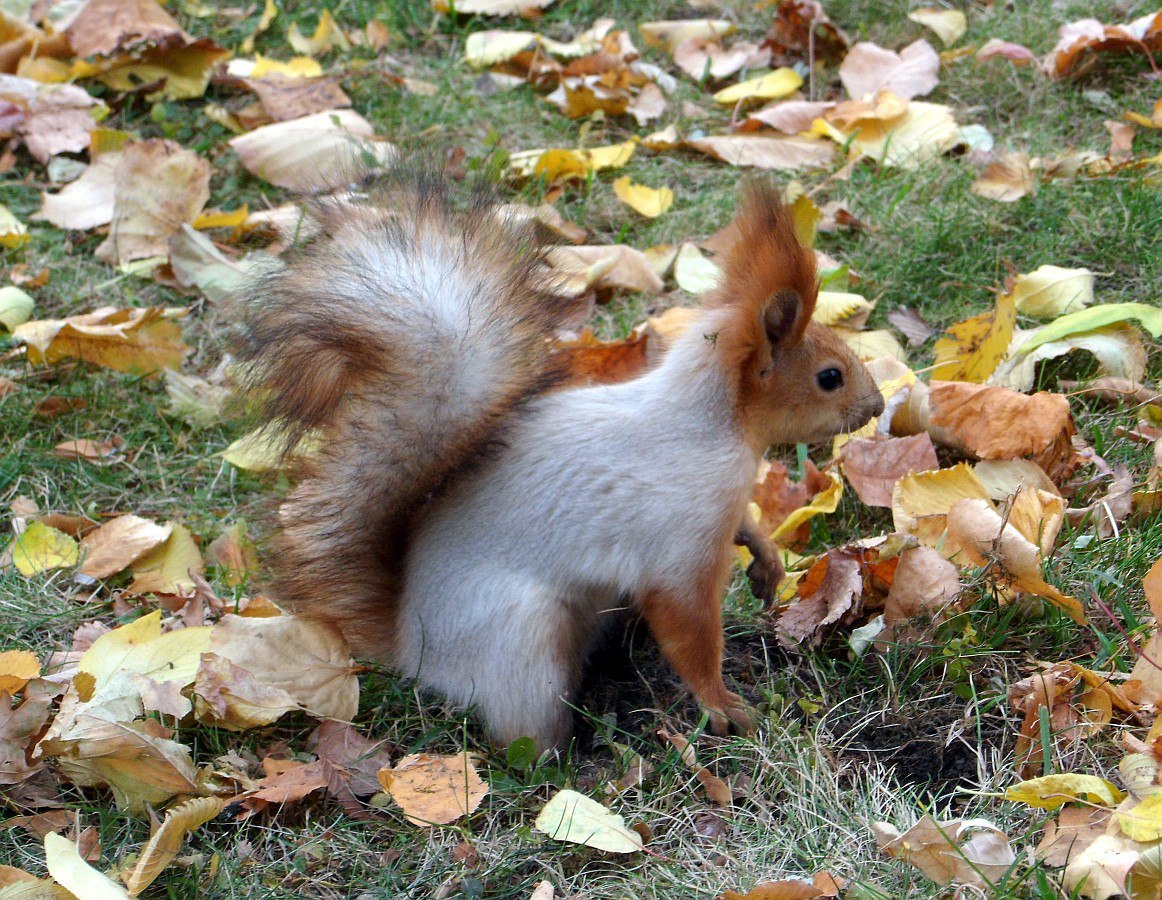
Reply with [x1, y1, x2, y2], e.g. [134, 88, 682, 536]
[0, 0, 1160, 897]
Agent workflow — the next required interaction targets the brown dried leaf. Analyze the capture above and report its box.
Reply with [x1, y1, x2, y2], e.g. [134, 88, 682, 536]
[209, 614, 359, 721]
[308, 720, 393, 815]
[777, 549, 863, 648]
[763, 0, 849, 65]
[193, 653, 297, 730]
[1047, 11, 1162, 79]
[976, 39, 1037, 65]
[250, 758, 329, 803]
[53, 437, 124, 464]
[14, 306, 190, 375]
[883, 546, 961, 626]
[842, 433, 939, 508]
[750, 459, 835, 542]
[873, 817, 1015, 888]
[886, 307, 934, 346]
[745, 100, 834, 135]
[0, 694, 52, 785]
[928, 382, 1074, 460]
[243, 75, 351, 122]
[79, 515, 171, 579]
[0, 77, 105, 164]
[971, 152, 1037, 202]
[555, 331, 650, 386]
[685, 134, 834, 170]
[95, 140, 210, 266]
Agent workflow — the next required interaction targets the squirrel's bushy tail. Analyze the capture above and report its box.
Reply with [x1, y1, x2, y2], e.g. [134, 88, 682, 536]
[236, 176, 579, 655]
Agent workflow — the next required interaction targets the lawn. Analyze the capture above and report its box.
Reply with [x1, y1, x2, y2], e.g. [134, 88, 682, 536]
[1, 0, 1161, 897]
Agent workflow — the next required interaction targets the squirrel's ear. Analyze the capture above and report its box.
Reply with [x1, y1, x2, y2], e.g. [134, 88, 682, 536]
[763, 289, 804, 348]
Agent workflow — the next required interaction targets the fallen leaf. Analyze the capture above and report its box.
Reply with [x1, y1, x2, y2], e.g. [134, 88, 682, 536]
[123, 796, 224, 895]
[994, 322, 1148, 393]
[907, 9, 967, 47]
[533, 789, 643, 853]
[545, 245, 663, 294]
[0, 651, 40, 695]
[308, 720, 394, 815]
[883, 546, 961, 625]
[1038, 806, 1112, 866]
[891, 463, 991, 547]
[0, 75, 105, 164]
[639, 20, 736, 52]
[208, 614, 359, 721]
[873, 817, 1016, 888]
[658, 726, 731, 806]
[713, 68, 802, 105]
[931, 292, 1016, 383]
[509, 140, 637, 181]
[814, 101, 961, 169]
[287, 9, 350, 56]
[887, 307, 935, 346]
[53, 437, 124, 463]
[672, 37, 767, 82]
[78, 515, 172, 580]
[193, 653, 298, 730]
[1006, 265, 1094, 317]
[971, 152, 1036, 202]
[78, 609, 210, 690]
[1006, 773, 1125, 809]
[250, 757, 329, 803]
[379, 752, 487, 826]
[95, 139, 210, 266]
[745, 99, 835, 134]
[722, 880, 825, 899]
[126, 523, 204, 595]
[1047, 11, 1162, 80]
[0, 694, 52, 785]
[10, 521, 79, 576]
[34, 151, 121, 230]
[432, 0, 554, 13]
[229, 110, 397, 192]
[43, 832, 128, 900]
[839, 39, 939, 100]
[15, 306, 190, 375]
[205, 522, 260, 586]
[976, 39, 1036, 65]
[612, 176, 673, 218]
[1063, 832, 1141, 899]
[684, 134, 835, 169]
[777, 548, 864, 648]
[673, 243, 720, 294]
[556, 332, 650, 386]
[841, 433, 939, 507]
[763, 0, 849, 65]
[927, 381, 1073, 460]
[242, 74, 351, 122]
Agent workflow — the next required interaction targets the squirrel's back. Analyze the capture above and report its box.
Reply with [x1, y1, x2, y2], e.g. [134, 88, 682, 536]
[236, 175, 584, 652]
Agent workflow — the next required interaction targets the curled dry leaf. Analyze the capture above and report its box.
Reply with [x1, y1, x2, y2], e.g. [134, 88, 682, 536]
[545, 245, 662, 295]
[1006, 265, 1094, 318]
[378, 752, 487, 826]
[229, 110, 397, 192]
[883, 546, 961, 626]
[873, 817, 1016, 888]
[763, 0, 849, 65]
[44, 831, 128, 900]
[971, 152, 1037, 202]
[891, 462, 991, 547]
[814, 101, 961, 169]
[886, 307, 934, 346]
[193, 653, 297, 730]
[977, 39, 1037, 65]
[533, 788, 643, 853]
[713, 68, 802, 105]
[78, 515, 172, 580]
[555, 332, 650, 386]
[1006, 773, 1125, 810]
[639, 20, 736, 52]
[95, 139, 211, 266]
[14, 306, 190, 375]
[612, 176, 673, 218]
[1, 694, 52, 785]
[673, 243, 720, 294]
[123, 796, 224, 895]
[509, 140, 636, 182]
[839, 39, 939, 100]
[945, 498, 1085, 623]
[208, 614, 360, 721]
[926, 381, 1074, 460]
[841, 433, 939, 508]
[658, 726, 732, 806]
[745, 100, 835, 135]
[249, 758, 329, 804]
[308, 720, 394, 815]
[126, 522, 204, 596]
[777, 548, 864, 648]
[1047, 11, 1162, 80]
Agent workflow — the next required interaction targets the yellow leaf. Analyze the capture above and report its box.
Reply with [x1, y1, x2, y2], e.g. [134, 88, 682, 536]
[713, 68, 803, 105]
[462, 30, 537, 68]
[1006, 265, 1094, 318]
[96, 46, 230, 101]
[891, 462, 991, 546]
[673, 243, 720, 294]
[834, 327, 908, 363]
[788, 192, 820, 247]
[378, 752, 488, 826]
[0, 204, 29, 249]
[818, 102, 962, 170]
[771, 470, 843, 543]
[123, 797, 225, 895]
[43, 832, 128, 900]
[16, 306, 190, 374]
[907, 8, 967, 46]
[192, 206, 249, 229]
[0, 650, 41, 694]
[931, 292, 1016, 383]
[241, 0, 278, 53]
[287, 9, 350, 57]
[510, 141, 637, 182]
[11, 521, 78, 576]
[77, 610, 211, 691]
[0, 286, 34, 331]
[127, 523, 205, 595]
[813, 291, 873, 328]
[230, 55, 324, 79]
[1005, 774, 1124, 810]
[534, 789, 644, 853]
[612, 177, 673, 218]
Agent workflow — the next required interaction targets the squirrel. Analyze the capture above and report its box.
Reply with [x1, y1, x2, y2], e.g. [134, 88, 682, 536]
[236, 172, 885, 750]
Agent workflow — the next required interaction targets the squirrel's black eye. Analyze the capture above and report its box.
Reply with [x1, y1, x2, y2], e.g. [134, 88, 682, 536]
[816, 367, 843, 391]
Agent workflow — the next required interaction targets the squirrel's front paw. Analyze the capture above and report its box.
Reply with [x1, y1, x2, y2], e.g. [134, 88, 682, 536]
[745, 555, 785, 609]
[705, 690, 757, 737]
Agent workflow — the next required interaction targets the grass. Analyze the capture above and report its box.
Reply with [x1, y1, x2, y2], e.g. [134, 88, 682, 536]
[2, 0, 1161, 896]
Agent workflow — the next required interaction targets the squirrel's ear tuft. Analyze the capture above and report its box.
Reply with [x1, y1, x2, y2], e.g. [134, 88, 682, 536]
[763, 289, 802, 347]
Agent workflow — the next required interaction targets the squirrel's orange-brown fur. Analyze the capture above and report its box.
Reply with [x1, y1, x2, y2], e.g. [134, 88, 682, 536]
[238, 176, 883, 748]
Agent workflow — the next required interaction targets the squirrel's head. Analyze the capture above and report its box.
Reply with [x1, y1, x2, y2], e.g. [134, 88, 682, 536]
[710, 183, 885, 449]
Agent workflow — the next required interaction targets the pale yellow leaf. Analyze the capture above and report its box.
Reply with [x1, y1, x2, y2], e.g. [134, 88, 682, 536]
[1006, 265, 1094, 318]
[840, 39, 939, 100]
[0, 650, 41, 695]
[127, 523, 205, 596]
[462, 31, 537, 67]
[673, 243, 720, 294]
[79, 515, 171, 580]
[907, 9, 967, 47]
[1005, 774, 1125, 810]
[0, 287, 34, 331]
[639, 19, 736, 51]
[0, 206, 29, 248]
[612, 177, 673, 218]
[43, 832, 128, 900]
[534, 789, 644, 853]
[77, 609, 210, 691]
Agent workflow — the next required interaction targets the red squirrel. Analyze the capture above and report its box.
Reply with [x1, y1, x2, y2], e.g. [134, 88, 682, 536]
[237, 174, 884, 749]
